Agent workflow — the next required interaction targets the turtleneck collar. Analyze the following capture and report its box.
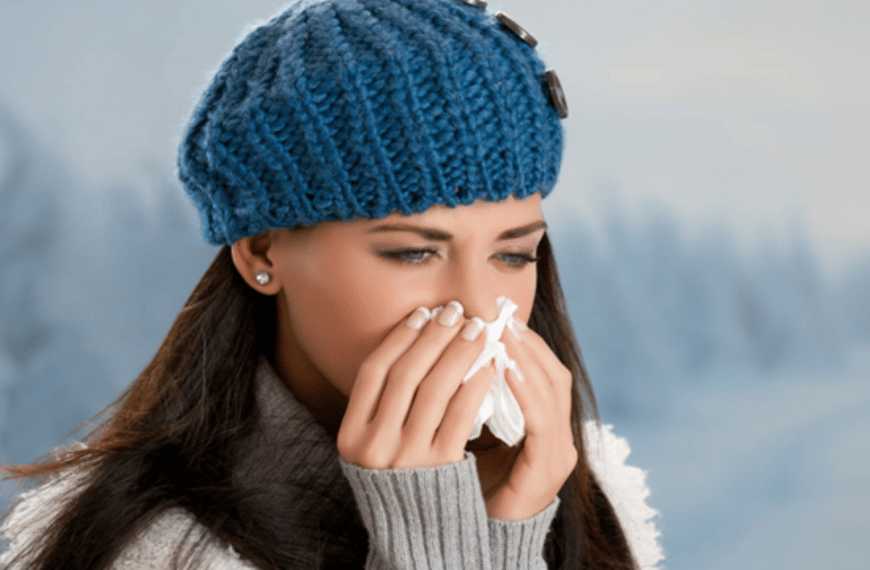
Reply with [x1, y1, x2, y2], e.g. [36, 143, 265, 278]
[231, 356, 367, 567]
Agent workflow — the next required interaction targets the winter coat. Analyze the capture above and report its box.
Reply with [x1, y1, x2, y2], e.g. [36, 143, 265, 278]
[1, 358, 664, 569]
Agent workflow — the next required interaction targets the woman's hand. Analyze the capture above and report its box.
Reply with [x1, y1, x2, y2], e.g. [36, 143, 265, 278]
[337, 301, 494, 470]
[336, 300, 578, 522]
[482, 324, 578, 521]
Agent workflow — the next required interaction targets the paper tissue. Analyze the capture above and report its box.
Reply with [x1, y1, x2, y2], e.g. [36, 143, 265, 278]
[433, 296, 526, 446]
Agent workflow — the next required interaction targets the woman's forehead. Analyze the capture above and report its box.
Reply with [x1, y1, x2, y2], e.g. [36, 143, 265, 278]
[290, 193, 545, 243]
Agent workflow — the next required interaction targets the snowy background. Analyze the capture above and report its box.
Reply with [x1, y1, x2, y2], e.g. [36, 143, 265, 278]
[1, 1, 868, 568]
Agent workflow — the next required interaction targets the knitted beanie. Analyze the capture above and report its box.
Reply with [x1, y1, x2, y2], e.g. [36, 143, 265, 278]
[178, 0, 567, 246]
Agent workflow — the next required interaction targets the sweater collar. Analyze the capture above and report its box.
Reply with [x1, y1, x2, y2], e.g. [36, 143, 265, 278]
[231, 357, 367, 567]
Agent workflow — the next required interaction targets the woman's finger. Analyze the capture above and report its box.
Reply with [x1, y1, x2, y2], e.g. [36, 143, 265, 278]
[503, 325, 572, 423]
[402, 317, 487, 445]
[369, 301, 466, 433]
[341, 306, 431, 434]
[512, 325, 574, 395]
[432, 362, 495, 458]
[500, 330, 558, 438]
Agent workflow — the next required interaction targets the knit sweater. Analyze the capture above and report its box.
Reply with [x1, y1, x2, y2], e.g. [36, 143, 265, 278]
[1, 359, 664, 569]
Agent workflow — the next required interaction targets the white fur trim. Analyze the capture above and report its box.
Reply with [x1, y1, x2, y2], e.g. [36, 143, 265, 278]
[0, 470, 82, 567]
[584, 420, 665, 570]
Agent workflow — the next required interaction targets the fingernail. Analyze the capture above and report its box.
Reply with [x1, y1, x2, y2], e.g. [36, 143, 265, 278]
[406, 306, 431, 330]
[437, 300, 464, 327]
[461, 317, 485, 341]
[507, 359, 525, 383]
[507, 318, 523, 340]
[430, 305, 444, 319]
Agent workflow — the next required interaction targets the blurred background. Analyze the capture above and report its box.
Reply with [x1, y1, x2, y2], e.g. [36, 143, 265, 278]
[1, 0, 867, 568]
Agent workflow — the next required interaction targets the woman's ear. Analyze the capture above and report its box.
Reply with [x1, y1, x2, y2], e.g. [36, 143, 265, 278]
[231, 232, 282, 295]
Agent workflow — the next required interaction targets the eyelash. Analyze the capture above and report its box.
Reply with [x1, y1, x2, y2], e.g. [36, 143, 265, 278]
[380, 248, 539, 268]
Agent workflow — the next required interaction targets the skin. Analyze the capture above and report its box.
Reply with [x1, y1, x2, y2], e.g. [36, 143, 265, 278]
[231, 193, 577, 521]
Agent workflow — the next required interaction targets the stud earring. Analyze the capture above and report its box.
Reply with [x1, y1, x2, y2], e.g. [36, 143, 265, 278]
[255, 271, 271, 285]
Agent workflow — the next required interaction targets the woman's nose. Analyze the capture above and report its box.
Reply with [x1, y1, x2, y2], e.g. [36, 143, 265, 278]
[445, 266, 501, 323]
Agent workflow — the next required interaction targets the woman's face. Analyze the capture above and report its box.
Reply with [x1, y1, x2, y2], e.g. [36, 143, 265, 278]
[263, 193, 546, 427]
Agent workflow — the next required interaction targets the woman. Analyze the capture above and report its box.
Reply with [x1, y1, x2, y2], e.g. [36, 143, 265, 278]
[1, 0, 662, 568]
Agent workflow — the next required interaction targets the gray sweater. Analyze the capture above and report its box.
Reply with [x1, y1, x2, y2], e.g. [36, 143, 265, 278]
[1, 359, 663, 569]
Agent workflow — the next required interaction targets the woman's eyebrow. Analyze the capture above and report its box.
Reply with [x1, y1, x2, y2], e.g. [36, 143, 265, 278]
[366, 220, 548, 241]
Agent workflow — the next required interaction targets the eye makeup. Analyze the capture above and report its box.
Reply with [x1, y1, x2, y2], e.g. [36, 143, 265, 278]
[375, 247, 538, 268]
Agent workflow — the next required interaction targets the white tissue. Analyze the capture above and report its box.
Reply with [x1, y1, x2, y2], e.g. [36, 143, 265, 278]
[460, 296, 526, 446]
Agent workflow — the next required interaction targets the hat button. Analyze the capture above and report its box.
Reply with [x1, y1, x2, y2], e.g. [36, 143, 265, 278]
[495, 11, 538, 48]
[545, 70, 569, 119]
[460, 0, 488, 8]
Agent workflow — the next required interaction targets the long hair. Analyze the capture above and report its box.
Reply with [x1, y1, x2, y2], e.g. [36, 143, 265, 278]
[2, 234, 636, 570]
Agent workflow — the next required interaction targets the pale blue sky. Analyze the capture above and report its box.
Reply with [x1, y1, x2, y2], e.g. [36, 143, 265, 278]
[1, 0, 867, 274]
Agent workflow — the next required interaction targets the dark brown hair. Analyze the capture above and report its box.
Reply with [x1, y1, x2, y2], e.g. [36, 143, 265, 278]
[2, 234, 636, 569]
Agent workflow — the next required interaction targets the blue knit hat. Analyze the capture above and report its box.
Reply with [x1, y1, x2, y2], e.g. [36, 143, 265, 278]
[178, 0, 566, 246]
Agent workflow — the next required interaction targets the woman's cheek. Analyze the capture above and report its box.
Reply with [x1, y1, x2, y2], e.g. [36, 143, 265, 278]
[302, 257, 434, 393]
[326, 306, 436, 396]
[326, 345, 372, 396]
[297, 308, 397, 398]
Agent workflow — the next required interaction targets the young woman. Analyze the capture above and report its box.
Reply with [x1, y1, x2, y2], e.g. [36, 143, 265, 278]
[1, 0, 662, 568]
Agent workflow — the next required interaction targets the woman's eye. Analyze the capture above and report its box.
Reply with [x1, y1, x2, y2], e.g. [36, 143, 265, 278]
[380, 248, 439, 265]
[378, 248, 538, 268]
[498, 252, 539, 268]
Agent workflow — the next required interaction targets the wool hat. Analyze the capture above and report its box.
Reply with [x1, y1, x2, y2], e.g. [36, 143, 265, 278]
[178, 0, 567, 246]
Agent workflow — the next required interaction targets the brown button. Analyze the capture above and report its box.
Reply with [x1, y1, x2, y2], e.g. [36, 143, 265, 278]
[545, 70, 568, 119]
[460, 0, 488, 8]
[495, 11, 538, 48]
